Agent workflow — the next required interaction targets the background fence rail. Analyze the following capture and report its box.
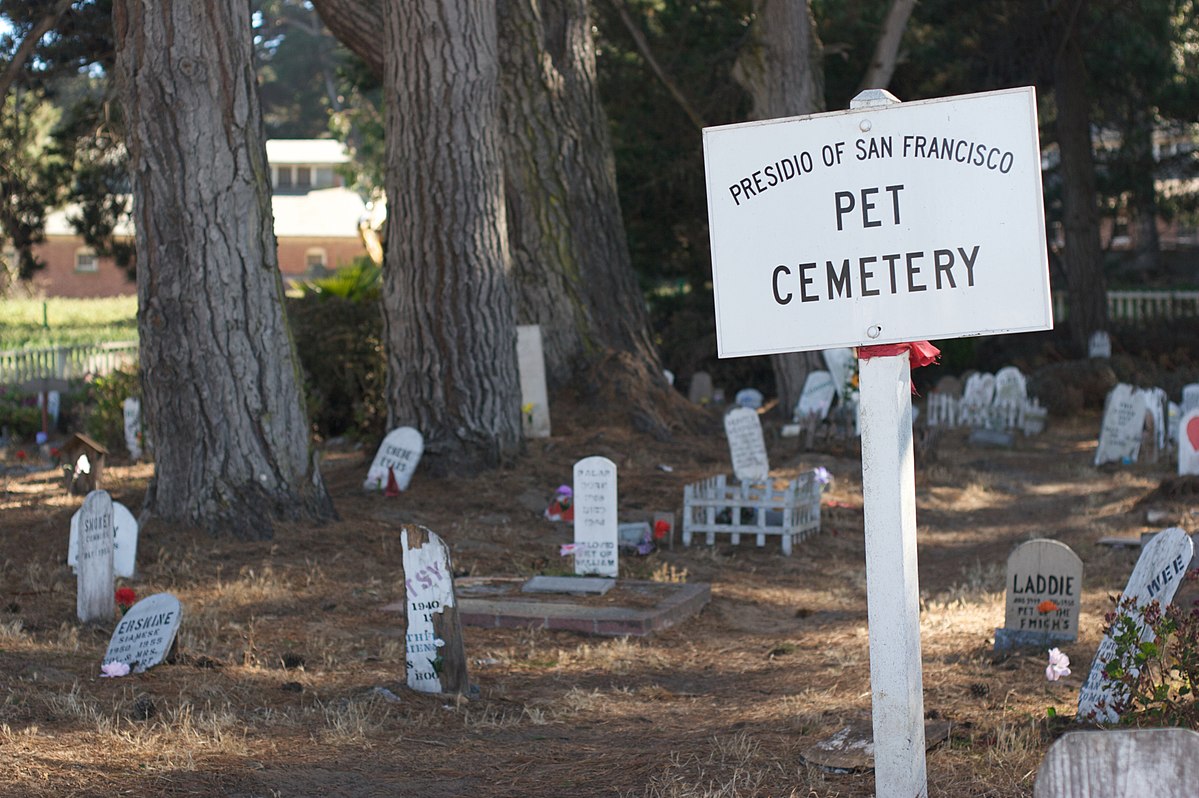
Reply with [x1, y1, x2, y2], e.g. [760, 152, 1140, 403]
[1053, 290, 1199, 324]
[0, 341, 138, 387]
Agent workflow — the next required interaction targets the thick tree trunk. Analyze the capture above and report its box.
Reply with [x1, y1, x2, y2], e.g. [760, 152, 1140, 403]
[857, 0, 917, 92]
[1127, 108, 1161, 273]
[113, 0, 335, 538]
[381, 0, 522, 474]
[733, 0, 826, 417]
[1053, 34, 1108, 350]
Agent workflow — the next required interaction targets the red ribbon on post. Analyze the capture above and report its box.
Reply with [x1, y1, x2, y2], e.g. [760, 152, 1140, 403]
[857, 341, 941, 393]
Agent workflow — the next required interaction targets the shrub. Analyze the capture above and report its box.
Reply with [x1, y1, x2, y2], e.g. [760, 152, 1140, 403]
[0, 386, 42, 439]
[81, 368, 141, 451]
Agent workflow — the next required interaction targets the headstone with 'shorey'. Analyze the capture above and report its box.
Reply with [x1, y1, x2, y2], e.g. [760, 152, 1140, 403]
[102, 592, 182, 673]
[1094, 384, 1148, 466]
[364, 427, 423, 491]
[76, 490, 114, 623]
[724, 406, 769, 483]
[993, 539, 1082, 651]
[572, 456, 618, 577]
[1077, 527, 1194, 723]
[69, 501, 138, 578]
[1180, 409, 1199, 477]
[401, 525, 468, 694]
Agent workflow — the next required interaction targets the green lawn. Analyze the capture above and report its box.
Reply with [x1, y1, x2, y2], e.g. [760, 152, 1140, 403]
[0, 297, 138, 350]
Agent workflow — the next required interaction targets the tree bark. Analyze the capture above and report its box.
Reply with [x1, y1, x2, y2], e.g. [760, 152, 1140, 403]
[1053, 33, 1108, 349]
[113, 0, 335, 538]
[732, 0, 826, 417]
[1126, 107, 1161, 273]
[381, 0, 522, 474]
[857, 0, 917, 92]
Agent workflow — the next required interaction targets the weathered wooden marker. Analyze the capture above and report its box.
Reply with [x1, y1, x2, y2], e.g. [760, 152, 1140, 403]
[704, 88, 1052, 796]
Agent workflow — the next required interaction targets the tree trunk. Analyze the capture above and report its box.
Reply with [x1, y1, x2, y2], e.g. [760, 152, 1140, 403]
[732, 0, 826, 417]
[381, 0, 522, 474]
[1053, 33, 1108, 350]
[1127, 107, 1161, 273]
[857, 0, 917, 92]
[113, 0, 335, 538]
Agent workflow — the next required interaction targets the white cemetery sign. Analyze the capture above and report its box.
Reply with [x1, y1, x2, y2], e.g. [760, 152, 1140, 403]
[993, 366, 1027, 404]
[822, 348, 856, 399]
[1182, 383, 1199, 417]
[572, 456, 618, 577]
[102, 593, 182, 673]
[516, 325, 551, 438]
[704, 87, 1052, 798]
[1077, 527, 1194, 723]
[401, 526, 468, 694]
[69, 501, 138, 579]
[795, 370, 837, 420]
[1094, 384, 1148, 466]
[123, 398, 142, 460]
[1180, 409, 1199, 477]
[994, 539, 1082, 650]
[76, 490, 115, 623]
[364, 427, 424, 491]
[723, 406, 769, 483]
[1087, 331, 1111, 359]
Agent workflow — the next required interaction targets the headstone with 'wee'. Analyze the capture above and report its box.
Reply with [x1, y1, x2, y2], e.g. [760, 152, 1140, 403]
[102, 592, 182, 673]
[76, 490, 114, 624]
[724, 406, 769, 484]
[993, 539, 1082, 652]
[401, 525, 469, 695]
[69, 500, 138, 579]
[1180, 409, 1199, 477]
[572, 456, 618, 577]
[364, 427, 423, 491]
[1077, 527, 1194, 723]
[1094, 384, 1147, 466]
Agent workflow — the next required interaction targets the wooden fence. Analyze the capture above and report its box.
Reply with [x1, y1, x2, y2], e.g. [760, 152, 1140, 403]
[1053, 290, 1199, 324]
[0, 341, 138, 388]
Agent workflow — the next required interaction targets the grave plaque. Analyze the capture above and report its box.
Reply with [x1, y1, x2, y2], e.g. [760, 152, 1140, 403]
[1094, 384, 1148, 466]
[76, 490, 114, 623]
[572, 456, 618, 577]
[123, 397, 142, 460]
[688, 371, 713, 404]
[102, 592, 182, 673]
[401, 525, 469, 694]
[1087, 331, 1111, 359]
[516, 325, 551, 438]
[795, 370, 837, 420]
[1077, 527, 1194, 723]
[994, 539, 1082, 651]
[724, 406, 769, 483]
[1180, 409, 1199, 477]
[364, 427, 424, 491]
[69, 501, 138, 579]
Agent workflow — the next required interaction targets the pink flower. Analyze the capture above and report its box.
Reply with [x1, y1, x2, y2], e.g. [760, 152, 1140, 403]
[100, 662, 130, 678]
[560, 544, 577, 557]
[1045, 648, 1071, 682]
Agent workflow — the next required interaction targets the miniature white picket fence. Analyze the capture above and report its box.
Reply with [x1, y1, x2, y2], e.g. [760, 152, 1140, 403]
[925, 394, 1047, 436]
[682, 472, 821, 556]
[1053, 289, 1199, 324]
[0, 341, 138, 388]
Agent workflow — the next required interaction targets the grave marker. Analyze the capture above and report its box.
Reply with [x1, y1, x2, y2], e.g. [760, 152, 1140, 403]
[572, 456, 618, 577]
[1182, 383, 1199, 417]
[822, 348, 856, 399]
[1179, 409, 1199, 477]
[794, 370, 837, 420]
[76, 490, 115, 623]
[1034, 728, 1199, 798]
[1087, 331, 1111, 359]
[516, 325, 551, 438]
[734, 388, 764, 409]
[688, 371, 713, 404]
[1094, 384, 1148, 466]
[723, 406, 769, 483]
[102, 592, 182, 673]
[364, 427, 423, 491]
[123, 398, 142, 460]
[993, 539, 1082, 651]
[1077, 527, 1193, 722]
[993, 366, 1027, 404]
[400, 525, 469, 695]
[963, 372, 996, 406]
[69, 501, 138, 579]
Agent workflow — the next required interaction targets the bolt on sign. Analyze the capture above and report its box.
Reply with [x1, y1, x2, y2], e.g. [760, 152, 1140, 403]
[703, 87, 1053, 356]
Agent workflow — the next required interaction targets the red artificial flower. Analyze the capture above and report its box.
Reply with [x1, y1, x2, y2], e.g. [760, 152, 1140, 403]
[115, 587, 137, 611]
[1037, 600, 1059, 614]
[15, 450, 26, 461]
[653, 520, 671, 540]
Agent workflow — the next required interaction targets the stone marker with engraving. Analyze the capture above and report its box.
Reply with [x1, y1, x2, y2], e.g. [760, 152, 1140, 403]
[572, 456, 618, 577]
[1179, 408, 1199, 477]
[1094, 384, 1148, 466]
[69, 501, 138, 579]
[102, 592, 182, 673]
[401, 524, 469, 695]
[364, 427, 424, 491]
[1077, 527, 1194, 723]
[724, 406, 769, 483]
[76, 490, 115, 623]
[795, 370, 837, 420]
[1087, 331, 1111, 359]
[822, 348, 856, 399]
[1034, 728, 1199, 798]
[1183, 383, 1199, 417]
[994, 539, 1082, 651]
[516, 325, 551, 438]
[688, 371, 713, 404]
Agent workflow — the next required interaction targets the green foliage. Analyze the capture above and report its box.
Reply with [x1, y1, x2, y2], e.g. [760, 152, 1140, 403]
[292, 257, 380, 302]
[0, 385, 42, 438]
[81, 368, 140, 451]
[0, 297, 137, 349]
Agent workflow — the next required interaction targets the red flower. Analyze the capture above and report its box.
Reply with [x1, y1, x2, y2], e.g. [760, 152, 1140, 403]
[115, 587, 137, 612]
[15, 450, 26, 461]
[653, 520, 671, 540]
[1037, 600, 1059, 614]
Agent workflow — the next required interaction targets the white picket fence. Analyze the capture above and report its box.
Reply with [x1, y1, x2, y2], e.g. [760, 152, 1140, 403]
[1053, 290, 1199, 324]
[0, 341, 138, 387]
[682, 472, 822, 556]
[926, 394, 1047, 436]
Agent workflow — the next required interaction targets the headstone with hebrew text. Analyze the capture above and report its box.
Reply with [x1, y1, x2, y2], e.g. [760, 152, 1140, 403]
[572, 456, 618, 577]
[102, 593, 182, 673]
[1077, 527, 1194, 723]
[994, 539, 1082, 651]
[401, 525, 468, 694]
[517, 325, 551, 438]
[724, 406, 769, 483]
[1180, 409, 1199, 477]
[364, 427, 424, 491]
[1094, 384, 1148, 466]
[69, 501, 138, 579]
[76, 490, 115, 623]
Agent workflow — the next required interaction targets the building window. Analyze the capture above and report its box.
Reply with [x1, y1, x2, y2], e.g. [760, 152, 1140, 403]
[315, 167, 335, 188]
[277, 166, 293, 189]
[305, 248, 328, 276]
[297, 166, 311, 188]
[75, 249, 99, 273]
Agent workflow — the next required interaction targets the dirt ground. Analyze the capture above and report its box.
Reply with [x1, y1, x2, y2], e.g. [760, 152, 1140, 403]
[0, 402, 1193, 797]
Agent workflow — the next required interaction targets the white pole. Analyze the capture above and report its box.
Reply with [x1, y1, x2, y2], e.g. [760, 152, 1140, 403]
[851, 88, 927, 798]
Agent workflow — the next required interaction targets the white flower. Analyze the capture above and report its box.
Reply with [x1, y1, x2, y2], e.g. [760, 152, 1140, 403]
[1045, 648, 1071, 682]
[100, 661, 130, 678]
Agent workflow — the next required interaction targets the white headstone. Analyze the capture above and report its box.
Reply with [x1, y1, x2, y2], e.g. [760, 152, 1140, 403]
[76, 490, 115, 624]
[1094, 384, 1148, 466]
[688, 371, 713, 404]
[963, 372, 996, 407]
[1180, 409, 1199, 477]
[1087, 330, 1111, 359]
[1138, 387, 1168, 452]
[734, 388, 764, 409]
[1182, 383, 1199, 417]
[102, 592, 182, 673]
[993, 366, 1027, 404]
[822, 348, 857, 399]
[1000, 539, 1082, 643]
[39, 390, 61, 424]
[663, 369, 675, 387]
[1035, 729, 1199, 798]
[516, 325, 551, 438]
[401, 526, 459, 693]
[1077, 527, 1194, 723]
[572, 456, 618, 577]
[723, 406, 769, 483]
[364, 427, 424, 491]
[794, 370, 837, 420]
[69, 501, 138, 579]
[123, 397, 142, 460]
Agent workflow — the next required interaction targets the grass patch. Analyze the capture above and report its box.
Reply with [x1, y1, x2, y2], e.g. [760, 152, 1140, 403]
[0, 297, 138, 349]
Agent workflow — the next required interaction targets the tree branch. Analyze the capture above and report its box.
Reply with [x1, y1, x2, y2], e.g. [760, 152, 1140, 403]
[0, 0, 74, 99]
[606, 0, 706, 131]
[857, 0, 916, 92]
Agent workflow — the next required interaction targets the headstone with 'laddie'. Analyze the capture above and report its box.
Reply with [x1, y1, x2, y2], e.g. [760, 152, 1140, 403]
[993, 539, 1082, 652]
